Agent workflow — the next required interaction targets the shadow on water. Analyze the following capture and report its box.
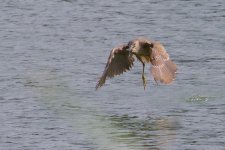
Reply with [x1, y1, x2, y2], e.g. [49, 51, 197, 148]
[24, 67, 180, 150]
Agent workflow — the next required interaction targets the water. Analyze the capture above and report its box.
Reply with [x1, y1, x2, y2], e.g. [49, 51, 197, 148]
[1, 0, 225, 149]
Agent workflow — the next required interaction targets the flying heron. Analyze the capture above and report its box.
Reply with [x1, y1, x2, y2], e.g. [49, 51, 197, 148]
[96, 37, 177, 90]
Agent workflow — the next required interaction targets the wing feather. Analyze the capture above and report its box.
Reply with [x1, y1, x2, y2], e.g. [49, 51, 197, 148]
[150, 42, 177, 84]
[96, 45, 135, 89]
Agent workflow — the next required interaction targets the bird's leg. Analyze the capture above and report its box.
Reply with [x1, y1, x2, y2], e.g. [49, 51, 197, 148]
[142, 62, 147, 90]
[154, 79, 159, 86]
[134, 54, 147, 90]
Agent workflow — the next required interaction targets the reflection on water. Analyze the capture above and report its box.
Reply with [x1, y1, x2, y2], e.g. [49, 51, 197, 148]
[108, 114, 180, 149]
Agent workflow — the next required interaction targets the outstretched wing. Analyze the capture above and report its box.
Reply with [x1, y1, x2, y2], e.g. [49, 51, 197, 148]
[150, 42, 177, 84]
[96, 45, 135, 90]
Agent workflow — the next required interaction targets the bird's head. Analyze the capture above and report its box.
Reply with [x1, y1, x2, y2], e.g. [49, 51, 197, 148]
[143, 42, 154, 49]
[128, 40, 154, 55]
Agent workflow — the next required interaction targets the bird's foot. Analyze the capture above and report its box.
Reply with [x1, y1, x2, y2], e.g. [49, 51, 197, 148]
[142, 74, 147, 90]
[154, 79, 159, 86]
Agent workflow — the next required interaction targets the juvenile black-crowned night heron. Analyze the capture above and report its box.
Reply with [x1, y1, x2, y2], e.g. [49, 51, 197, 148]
[96, 37, 177, 90]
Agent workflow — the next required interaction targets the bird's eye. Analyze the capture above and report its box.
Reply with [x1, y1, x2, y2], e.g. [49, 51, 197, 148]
[149, 43, 154, 48]
[143, 43, 151, 48]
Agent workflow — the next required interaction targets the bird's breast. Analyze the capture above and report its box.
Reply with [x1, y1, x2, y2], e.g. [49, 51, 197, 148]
[140, 55, 151, 63]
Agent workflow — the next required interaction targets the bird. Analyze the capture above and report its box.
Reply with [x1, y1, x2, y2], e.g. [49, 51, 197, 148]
[96, 37, 177, 90]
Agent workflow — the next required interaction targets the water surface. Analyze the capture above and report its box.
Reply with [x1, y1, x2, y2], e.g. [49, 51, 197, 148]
[1, 0, 225, 149]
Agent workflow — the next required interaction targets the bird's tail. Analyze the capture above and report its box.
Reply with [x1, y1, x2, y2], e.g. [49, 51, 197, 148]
[150, 60, 177, 84]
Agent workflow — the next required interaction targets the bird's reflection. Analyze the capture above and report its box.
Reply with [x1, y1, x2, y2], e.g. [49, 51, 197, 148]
[105, 114, 180, 149]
